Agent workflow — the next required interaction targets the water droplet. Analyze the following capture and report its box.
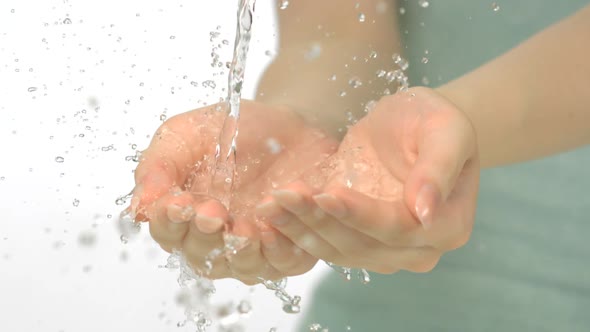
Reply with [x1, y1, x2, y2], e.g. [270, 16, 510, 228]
[418, 0, 430, 8]
[266, 137, 282, 154]
[190, 81, 198, 87]
[358, 269, 371, 284]
[491, 2, 500, 12]
[27, 87, 37, 92]
[369, 51, 378, 59]
[169, 35, 176, 39]
[10, 9, 15, 13]
[348, 77, 363, 89]
[399, 7, 406, 15]
[358, 13, 366, 22]
[55, 156, 65, 163]
[309, 323, 323, 331]
[237, 300, 252, 314]
[421, 76, 430, 85]
[283, 303, 301, 314]
[53, 240, 66, 249]
[63, 18, 72, 24]
[202, 80, 216, 89]
[339, 91, 347, 97]
[279, 0, 289, 10]
[120, 234, 128, 244]
[78, 231, 97, 247]
[421, 57, 429, 64]
[101, 145, 114, 152]
[364, 100, 377, 113]
[392, 53, 409, 71]
[304, 42, 322, 61]
[72, 199, 80, 207]
[329, 74, 337, 81]
[159, 114, 167, 121]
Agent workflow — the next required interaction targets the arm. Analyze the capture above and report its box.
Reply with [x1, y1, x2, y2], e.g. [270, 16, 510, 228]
[437, 4, 590, 168]
[257, 0, 401, 138]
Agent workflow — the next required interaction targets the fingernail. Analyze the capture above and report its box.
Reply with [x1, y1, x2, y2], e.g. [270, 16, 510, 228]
[415, 184, 441, 230]
[312, 193, 348, 219]
[195, 214, 225, 234]
[261, 231, 278, 249]
[272, 190, 308, 215]
[130, 185, 144, 216]
[167, 204, 194, 224]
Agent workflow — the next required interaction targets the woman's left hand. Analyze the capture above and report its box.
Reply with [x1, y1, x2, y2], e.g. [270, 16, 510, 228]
[256, 87, 480, 274]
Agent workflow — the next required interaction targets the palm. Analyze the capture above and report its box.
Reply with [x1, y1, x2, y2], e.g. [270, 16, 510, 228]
[162, 100, 336, 231]
[325, 89, 479, 237]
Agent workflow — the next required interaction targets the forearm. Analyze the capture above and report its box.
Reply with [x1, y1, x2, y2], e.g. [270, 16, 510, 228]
[257, 0, 401, 138]
[438, 5, 590, 168]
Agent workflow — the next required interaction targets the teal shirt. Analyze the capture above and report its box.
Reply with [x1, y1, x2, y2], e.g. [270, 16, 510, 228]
[298, 1, 590, 331]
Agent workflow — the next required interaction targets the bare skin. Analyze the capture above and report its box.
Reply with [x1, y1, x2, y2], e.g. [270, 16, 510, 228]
[132, 101, 337, 284]
[132, 3, 590, 282]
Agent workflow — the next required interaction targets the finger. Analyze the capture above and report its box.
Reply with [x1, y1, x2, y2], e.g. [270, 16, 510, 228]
[259, 226, 318, 277]
[370, 247, 441, 274]
[224, 216, 268, 278]
[147, 190, 196, 250]
[194, 199, 228, 234]
[273, 182, 398, 267]
[313, 186, 421, 247]
[422, 158, 479, 252]
[132, 109, 218, 218]
[404, 109, 478, 230]
[182, 199, 228, 274]
[256, 198, 343, 264]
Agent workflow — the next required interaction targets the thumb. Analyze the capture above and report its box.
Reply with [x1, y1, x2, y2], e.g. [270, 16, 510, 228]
[404, 120, 476, 230]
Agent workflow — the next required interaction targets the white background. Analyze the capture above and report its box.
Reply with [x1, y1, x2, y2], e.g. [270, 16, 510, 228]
[0, 0, 328, 331]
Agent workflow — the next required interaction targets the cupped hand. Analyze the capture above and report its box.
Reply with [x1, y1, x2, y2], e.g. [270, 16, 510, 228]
[261, 87, 480, 274]
[131, 100, 337, 284]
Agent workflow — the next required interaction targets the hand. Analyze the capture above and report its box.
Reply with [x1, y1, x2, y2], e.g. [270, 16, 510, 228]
[131, 100, 337, 284]
[259, 87, 480, 274]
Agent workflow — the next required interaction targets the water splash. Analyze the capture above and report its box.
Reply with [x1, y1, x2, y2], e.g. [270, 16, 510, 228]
[259, 278, 302, 314]
[325, 262, 371, 284]
[209, 0, 256, 210]
[163, 251, 216, 332]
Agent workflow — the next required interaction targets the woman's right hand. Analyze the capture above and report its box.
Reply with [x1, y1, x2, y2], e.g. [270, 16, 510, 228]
[130, 101, 338, 284]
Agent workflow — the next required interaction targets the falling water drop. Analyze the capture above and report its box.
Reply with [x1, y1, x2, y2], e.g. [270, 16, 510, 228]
[418, 0, 430, 8]
[358, 269, 371, 284]
[63, 18, 72, 24]
[358, 13, 366, 22]
[55, 156, 65, 163]
[27, 87, 37, 92]
[237, 300, 252, 314]
[279, 0, 289, 10]
[392, 53, 409, 71]
[491, 2, 500, 12]
[348, 77, 363, 88]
